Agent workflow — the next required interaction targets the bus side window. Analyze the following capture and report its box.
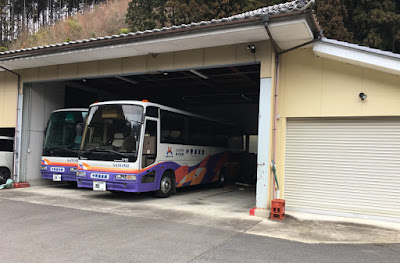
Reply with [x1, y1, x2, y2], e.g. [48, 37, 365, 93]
[142, 120, 157, 168]
[0, 138, 13, 152]
[160, 110, 187, 144]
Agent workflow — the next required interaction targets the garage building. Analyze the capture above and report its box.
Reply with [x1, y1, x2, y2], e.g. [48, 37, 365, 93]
[0, 0, 400, 221]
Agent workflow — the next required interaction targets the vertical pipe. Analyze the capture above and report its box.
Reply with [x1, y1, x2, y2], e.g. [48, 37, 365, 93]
[272, 54, 280, 199]
[15, 92, 23, 182]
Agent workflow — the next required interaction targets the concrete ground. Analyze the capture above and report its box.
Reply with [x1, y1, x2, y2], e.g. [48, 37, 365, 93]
[1, 183, 400, 244]
[0, 197, 399, 263]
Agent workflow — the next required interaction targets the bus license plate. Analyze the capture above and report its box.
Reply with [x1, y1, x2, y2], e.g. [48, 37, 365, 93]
[93, 181, 106, 191]
[53, 174, 62, 181]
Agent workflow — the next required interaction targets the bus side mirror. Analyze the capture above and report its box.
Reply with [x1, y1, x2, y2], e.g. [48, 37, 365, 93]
[76, 123, 83, 136]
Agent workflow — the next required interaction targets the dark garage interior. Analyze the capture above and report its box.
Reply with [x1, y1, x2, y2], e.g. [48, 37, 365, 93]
[22, 63, 261, 187]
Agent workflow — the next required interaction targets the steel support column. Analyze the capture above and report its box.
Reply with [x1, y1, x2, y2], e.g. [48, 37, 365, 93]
[255, 77, 272, 217]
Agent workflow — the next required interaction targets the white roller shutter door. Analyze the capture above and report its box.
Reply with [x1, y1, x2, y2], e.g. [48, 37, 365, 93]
[285, 118, 400, 219]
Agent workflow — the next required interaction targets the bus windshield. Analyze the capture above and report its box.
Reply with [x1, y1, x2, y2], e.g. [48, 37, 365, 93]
[43, 111, 87, 157]
[80, 104, 143, 162]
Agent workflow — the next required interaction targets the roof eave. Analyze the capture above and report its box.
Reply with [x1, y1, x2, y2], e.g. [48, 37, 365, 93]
[0, 17, 262, 62]
[0, 11, 318, 71]
[313, 39, 400, 76]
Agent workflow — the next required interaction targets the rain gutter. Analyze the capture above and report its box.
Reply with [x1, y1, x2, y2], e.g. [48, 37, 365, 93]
[262, 6, 321, 200]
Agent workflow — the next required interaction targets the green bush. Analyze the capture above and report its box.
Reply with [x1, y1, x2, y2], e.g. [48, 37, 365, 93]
[67, 19, 82, 34]
[119, 28, 130, 34]
[0, 46, 8, 52]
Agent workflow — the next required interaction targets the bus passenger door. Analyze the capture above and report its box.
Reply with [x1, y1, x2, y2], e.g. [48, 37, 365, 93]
[140, 119, 158, 189]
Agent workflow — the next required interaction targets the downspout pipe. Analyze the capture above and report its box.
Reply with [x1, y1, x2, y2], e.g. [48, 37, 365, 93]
[0, 65, 22, 183]
[262, 13, 322, 200]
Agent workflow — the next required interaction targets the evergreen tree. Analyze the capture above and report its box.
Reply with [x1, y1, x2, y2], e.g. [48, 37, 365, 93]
[344, 0, 400, 52]
[126, 0, 167, 31]
[315, 0, 353, 42]
[124, 0, 400, 53]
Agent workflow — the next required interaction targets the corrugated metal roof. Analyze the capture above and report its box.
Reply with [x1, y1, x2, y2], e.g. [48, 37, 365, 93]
[321, 38, 400, 60]
[0, 0, 314, 57]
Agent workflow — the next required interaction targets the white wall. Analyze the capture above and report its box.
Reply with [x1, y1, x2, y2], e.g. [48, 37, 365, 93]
[20, 83, 65, 184]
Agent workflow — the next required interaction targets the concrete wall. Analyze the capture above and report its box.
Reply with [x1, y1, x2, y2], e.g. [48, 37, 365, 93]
[20, 83, 65, 184]
[275, 48, 400, 198]
[0, 71, 18, 128]
[19, 41, 272, 83]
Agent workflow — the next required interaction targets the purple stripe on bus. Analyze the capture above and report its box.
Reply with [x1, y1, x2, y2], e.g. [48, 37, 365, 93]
[41, 165, 77, 182]
[77, 152, 230, 193]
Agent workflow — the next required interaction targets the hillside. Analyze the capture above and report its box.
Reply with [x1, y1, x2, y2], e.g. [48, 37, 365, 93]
[5, 0, 400, 53]
[8, 0, 131, 51]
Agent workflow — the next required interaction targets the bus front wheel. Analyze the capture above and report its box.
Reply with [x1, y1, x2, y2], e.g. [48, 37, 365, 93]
[216, 168, 226, 188]
[155, 172, 175, 198]
[0, 167, 11, 185]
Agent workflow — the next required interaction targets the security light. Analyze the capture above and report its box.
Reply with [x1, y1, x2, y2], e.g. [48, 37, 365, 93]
[359, 92, 367, 100]
[247, 44, 256, 54]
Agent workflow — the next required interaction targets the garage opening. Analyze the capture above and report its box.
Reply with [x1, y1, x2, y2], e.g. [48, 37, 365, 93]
[20, 63, 261, 207]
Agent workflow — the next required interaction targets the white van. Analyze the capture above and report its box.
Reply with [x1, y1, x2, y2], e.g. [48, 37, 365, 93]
[0, 135, 13, 184]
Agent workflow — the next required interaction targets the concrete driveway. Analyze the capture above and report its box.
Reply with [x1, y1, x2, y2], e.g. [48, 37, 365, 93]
[1, 183, 400, 246]
[1, 197, 400, 263]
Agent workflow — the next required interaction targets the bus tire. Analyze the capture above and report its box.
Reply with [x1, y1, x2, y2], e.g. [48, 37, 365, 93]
[0, 167, 11, 185]
[216, 168, 226, 188]
[155, 171, 175, 198]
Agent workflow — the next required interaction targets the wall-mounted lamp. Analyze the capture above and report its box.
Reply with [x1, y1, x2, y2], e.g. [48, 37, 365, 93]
[359, 92, 367, 100]
[247, 44, 256, 54]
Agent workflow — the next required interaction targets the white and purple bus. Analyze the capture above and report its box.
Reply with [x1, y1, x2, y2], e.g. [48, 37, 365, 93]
[41, 109, 88, 182]
[0, 134, 14, 185]
[76, 101, 242, 197]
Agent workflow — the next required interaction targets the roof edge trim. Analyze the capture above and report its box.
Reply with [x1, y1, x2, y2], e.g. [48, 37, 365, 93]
[313, 38, 400, 76]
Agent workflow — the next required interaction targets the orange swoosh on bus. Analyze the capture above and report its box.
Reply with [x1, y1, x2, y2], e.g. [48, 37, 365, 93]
[78, 162, 161, 174]
[43, 158, 77, 167]
[190, 168, 206, 185]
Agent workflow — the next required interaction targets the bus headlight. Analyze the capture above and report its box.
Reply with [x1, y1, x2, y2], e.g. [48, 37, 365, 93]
[115, 174, 137, 180]
[69, 167, 77, 173]
[76, 171, 86, 177]
[41, 166, 47, 171]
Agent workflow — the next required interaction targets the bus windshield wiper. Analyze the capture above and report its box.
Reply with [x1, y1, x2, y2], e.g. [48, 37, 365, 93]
[80, 147, 131, 158]
[45, 147, 79, 154]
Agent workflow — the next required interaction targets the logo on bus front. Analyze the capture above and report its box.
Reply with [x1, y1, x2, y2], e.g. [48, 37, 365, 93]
[90, 173, 109, 180]
[50, 167, 65, 173]
[166, 147, 173, 157]
[113, 163, 129, 168]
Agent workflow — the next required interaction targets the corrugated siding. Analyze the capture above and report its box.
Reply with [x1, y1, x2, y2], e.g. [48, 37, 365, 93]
[285, 118, 400, 219]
